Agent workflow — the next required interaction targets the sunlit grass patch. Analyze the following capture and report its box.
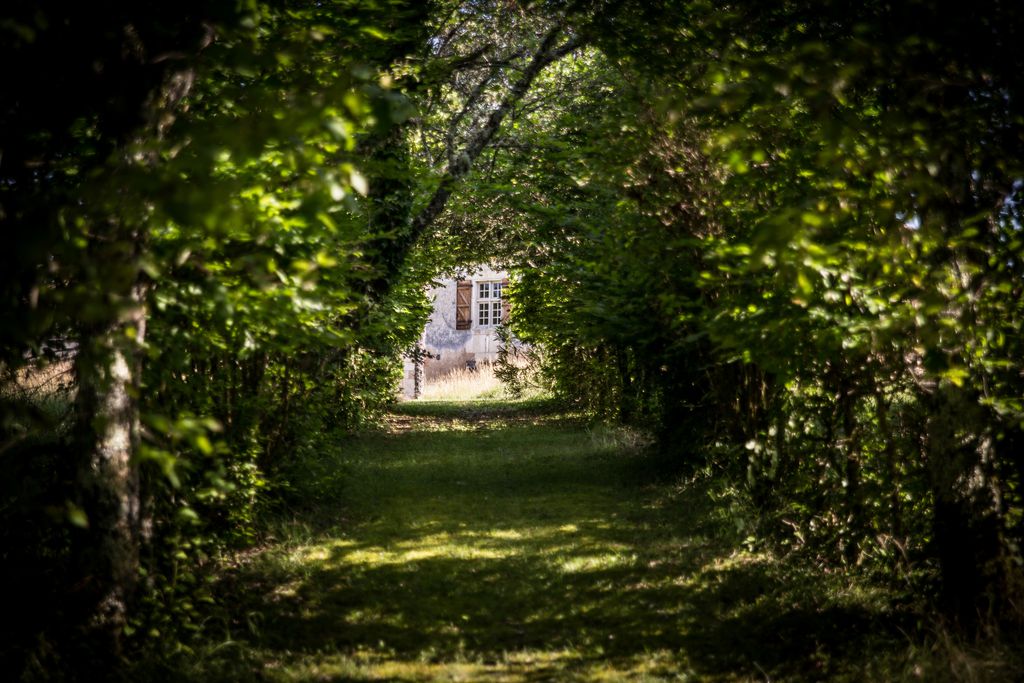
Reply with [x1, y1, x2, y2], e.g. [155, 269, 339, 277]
[256, 520, 643, 580]
[558, 551, 634, 574]
[217, 640, 705, 683]
[255, 647, 629, 682]
[344, 538, 517, 565]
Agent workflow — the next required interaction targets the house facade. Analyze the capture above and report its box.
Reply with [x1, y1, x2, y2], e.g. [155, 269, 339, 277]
[399, 264, 509, 397]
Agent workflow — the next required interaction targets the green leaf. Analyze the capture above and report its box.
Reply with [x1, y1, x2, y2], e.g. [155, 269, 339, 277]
[67, 503, 89, 529]
[801, 212, 823, 227]
[195, 435, 214, 456]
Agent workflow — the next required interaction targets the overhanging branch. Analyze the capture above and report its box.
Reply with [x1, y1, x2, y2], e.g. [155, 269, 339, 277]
[410, 24, 584, 240]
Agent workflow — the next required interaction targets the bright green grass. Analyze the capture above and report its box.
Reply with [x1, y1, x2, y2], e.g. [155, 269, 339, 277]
[165, 400, 1020, 682]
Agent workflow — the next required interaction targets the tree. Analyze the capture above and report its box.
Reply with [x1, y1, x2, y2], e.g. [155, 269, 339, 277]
[1, 1, 592, 672]
[463, 0, 1024, 628]
[1, 0, 425, 667]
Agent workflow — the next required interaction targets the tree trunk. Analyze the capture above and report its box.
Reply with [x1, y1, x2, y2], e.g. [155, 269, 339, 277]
[874, 387, 904, 546]
[840, 382, 865, 565]
[925, 384, 1010, 628]
[616, 348, 635, 422]
[72, 281, 147, 651]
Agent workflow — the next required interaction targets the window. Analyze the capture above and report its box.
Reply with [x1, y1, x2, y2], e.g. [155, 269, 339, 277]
[454, 276, 509, 330]
[477, 280, 503, 327]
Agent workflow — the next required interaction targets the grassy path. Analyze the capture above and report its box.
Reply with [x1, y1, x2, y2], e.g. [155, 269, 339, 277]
[189, 400, 910, 682]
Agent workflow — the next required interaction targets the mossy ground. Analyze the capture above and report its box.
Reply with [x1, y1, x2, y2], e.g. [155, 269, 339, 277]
[161, 400, 1021, 681]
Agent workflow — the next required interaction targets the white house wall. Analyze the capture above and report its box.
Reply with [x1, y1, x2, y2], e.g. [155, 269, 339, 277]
[424, 264, 506, 362]
[400, 264, 508, 397]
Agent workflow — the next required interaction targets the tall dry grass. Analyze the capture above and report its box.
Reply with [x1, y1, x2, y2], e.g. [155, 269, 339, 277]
[423, 350, 475, 382]
[420, 362, 508, 401]
[1, 359, 77, 439]
[10, 359, 76, 397]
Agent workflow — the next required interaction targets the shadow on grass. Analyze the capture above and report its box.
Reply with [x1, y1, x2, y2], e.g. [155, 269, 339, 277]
[385, 397, 569, 433]
[193, 402, 910, 681]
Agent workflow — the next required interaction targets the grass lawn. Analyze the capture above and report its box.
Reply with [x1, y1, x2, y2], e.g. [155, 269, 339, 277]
[162, 400, 1019, 681]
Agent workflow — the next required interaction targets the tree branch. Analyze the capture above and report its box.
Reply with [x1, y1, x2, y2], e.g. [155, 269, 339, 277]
[444, 46, 528, 165]
[411, 25, 583, 239]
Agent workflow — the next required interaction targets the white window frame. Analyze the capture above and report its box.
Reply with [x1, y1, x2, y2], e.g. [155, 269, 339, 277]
[475, 280, 503, 327]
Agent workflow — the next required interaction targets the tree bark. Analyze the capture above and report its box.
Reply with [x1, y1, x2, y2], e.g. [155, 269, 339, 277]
[72, 281, 147, 649]
[925, 384, 1010, 628]
[840, 379, 865, 565]
[67, 26, 205, 656]
[873, 387, 904, 545]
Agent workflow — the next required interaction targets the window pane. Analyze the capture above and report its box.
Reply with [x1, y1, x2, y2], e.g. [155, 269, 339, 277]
[493, 282, 502, 299]
[478, 302, 489, 326]
[479, 282, 490, 299]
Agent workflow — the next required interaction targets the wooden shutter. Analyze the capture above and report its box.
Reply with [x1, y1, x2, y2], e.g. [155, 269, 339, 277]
[455, 280, 472, 330]
[500, 278, 510, 323]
